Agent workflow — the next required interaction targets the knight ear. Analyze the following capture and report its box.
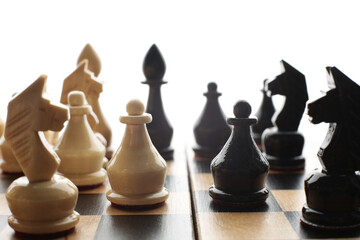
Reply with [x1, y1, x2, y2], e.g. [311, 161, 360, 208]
[13, 75, 47, 102]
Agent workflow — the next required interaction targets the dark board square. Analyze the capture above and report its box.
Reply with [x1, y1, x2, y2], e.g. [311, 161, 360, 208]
[267, 173, 306, 190]
[0, 174, 22, 193]
[164, 175, 188, 192]
[188, 159, 211, 174]
[284, 211, 360, 239]
[94, 215, 194, 240]
[194, 190, 282, 213]
[75, 194, 107, 215]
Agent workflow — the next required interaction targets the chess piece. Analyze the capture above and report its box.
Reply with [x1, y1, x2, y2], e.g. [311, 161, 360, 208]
[262, 60, 308, 170]
[0, 135, 22, 174]
[209, 100, 269, 206]
[301, 67, 360, 230]
[142, 44, 174, 160]
[0, 116, 4, 137]
[107, 99, 169, 208]
[193, 82, 231, 159]
[77, 44, 112, 159]
[251, 79, 275, 149]
[55, 91, 107, 188]
[5, 75, 79, 235]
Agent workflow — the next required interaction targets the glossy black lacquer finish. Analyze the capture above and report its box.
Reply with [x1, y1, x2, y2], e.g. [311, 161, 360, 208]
[142, 44, 173, 160]
[193, 82, 231, 159]
[209, 101, 269, 206]
[262, 60, 308, 170]
[301, 67, 360, 230]
[252, 79, 275, 149]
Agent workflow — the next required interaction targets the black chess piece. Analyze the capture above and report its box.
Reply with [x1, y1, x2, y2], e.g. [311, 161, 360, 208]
[252, 79, 275, 150]
[209, 100, 269, 206]
[193, 82, 231, 159]
[142, 44, 174, 160]
[301, 67, 360, 230]
[262, 60, 308, 170]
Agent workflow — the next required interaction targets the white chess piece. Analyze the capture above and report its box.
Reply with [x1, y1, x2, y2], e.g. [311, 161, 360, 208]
[107, 99, 169, 207]
[55, 91, 107, 187]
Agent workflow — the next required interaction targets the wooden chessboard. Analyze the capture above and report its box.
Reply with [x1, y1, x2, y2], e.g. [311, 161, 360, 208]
[1, 142, 360, 239]
[0, 148, 194, 239]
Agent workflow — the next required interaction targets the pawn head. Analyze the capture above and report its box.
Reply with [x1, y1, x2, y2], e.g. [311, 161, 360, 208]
[126, 99, 145, 116]
[68, 91, 86, 106]
[208, 82, 217, 92]
[234, 101, 251, 118]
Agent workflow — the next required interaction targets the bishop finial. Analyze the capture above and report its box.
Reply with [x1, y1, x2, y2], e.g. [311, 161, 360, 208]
[234, 101, 251, 118]
[77, 43, 102, 77]
[143, 44, 166, 81]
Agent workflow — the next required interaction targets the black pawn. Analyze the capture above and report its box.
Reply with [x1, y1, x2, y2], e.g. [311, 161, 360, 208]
[209, 101, 269, 206]
[142, 44, 173, 160]
[193, 82, 231, 159]
[252, 79, 275, 150]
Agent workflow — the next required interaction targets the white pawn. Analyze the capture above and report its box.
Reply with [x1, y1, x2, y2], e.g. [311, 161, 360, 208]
[107, 99, 169, 207]
[55, 91, 107, 187]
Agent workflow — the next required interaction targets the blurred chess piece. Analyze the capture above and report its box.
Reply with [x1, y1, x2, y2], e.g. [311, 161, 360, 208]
[55, 91, 107, 188]
[5, 75, 79, 235]
[262, 60, 308, 170]
[210, 101, 269, 206]
[60, 44, 113, 159]
[302, 67, 360, 230]
[142, 44, 174, 160]
[251, 79, 275, 150]
[193, 82, 231, 159]
[107, 99, 169, 208]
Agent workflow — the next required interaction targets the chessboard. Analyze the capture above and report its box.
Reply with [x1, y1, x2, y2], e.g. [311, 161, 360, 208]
[1, 141, 360, 239]
[0, 146, 194, 239]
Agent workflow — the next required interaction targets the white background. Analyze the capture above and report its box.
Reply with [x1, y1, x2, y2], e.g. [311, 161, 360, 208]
[0, 0, 359, 165]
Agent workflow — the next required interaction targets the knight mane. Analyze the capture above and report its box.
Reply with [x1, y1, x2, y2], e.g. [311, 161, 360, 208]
[5, 102, 32, 171]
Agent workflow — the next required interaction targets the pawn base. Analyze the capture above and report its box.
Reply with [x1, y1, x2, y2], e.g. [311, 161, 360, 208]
[0, 160, 22, 174]
[266, 155, 305, 170]
[8, 212, 79, 235]
[57, 168, 107, 187]
[158, 147, 174, 160]
[209, 185, 269, 206]
[106, 188, 169, 207]
[301, 204, 360, 230]
[193, 145, 221, 160]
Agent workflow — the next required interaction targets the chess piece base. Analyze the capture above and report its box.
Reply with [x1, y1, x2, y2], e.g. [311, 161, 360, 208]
[106, 188, 169, 206]
[301, 204, 360, 230]
[0, 160, 22, 174]
[193, 144, 221, 159]
[266, 155, 305, 170]
[209, 185, 269, 206]
[158, 146, 174, 160]
[8, 212, 80, 235]
[6, 175, 79, 234]
[58, 168, 107, 187]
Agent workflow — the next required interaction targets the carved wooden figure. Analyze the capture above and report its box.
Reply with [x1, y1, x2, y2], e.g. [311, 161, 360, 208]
[193, 82, 231, 159]
[301, 67, 360, 230]
[5, 75, 79, 235]
[142, 44, 174, 160]
[107, 99, 169, 208]
[210, 101, 269, 206]
[251, 79, 275, 149]
[262, 60, 308, 170]
[55, 91, 107, 188]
